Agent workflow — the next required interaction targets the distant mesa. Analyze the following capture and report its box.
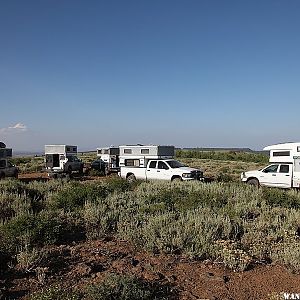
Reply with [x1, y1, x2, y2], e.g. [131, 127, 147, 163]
[0, 142, 6, 149]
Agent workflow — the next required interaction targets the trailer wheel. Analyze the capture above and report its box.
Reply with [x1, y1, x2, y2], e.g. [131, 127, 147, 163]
[247, 178, 259, 187]
[126, 174, 136, 183]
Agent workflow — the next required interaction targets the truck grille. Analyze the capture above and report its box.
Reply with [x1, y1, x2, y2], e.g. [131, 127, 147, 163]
[191, 170, 203, 180]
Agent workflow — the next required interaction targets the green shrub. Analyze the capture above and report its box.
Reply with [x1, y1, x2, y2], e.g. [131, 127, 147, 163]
[30, 285, 80, 300]
[84, 200, 118, 240]
[216, 173, 233, 182]
[86, 273, 173, 300]
[262, 188, 300, 209]
[51, 183, 108, 211]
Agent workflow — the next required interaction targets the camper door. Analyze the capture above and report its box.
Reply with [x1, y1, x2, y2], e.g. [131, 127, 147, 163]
[293, 157, 300, 188]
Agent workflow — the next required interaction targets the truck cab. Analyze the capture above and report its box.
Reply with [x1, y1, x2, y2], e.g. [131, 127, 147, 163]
[0, 159, 18, 179]
[241, 143, 300, 189]
[241, 163, 293, 188]
[145, 159, 203, 181]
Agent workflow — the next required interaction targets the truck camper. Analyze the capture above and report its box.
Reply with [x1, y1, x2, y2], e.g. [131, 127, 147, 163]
[119, 144, 204, 182]
[241, 142, 300, 188]
[45, 145, 84, 176]
[0, 142, 18, 179]
[94, 147, 120, 174]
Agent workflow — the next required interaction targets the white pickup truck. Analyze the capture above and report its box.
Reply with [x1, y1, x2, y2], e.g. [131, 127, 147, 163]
[241, 142, 300, 189]
[120, 159, 204, 182]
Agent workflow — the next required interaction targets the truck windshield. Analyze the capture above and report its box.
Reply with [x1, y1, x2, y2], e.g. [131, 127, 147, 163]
[166, 160, 186, 168]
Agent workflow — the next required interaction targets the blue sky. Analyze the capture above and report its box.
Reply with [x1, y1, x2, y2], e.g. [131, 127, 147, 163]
[0, 0, 299, 151]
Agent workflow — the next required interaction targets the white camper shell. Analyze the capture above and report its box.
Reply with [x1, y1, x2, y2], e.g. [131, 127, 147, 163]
[119, 145, 175, 168]
[241, 142, 300, 188]
[97, 147, 120, 173]
[45, 145, 83, 175]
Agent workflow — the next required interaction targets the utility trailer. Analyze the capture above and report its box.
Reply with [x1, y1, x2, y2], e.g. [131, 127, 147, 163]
[45, 145, 84, 176]
[119, 144, 204, 182]
[0, 142, 18, 179]
[95, 147, 120, 174]
[241, 142, 300, 188]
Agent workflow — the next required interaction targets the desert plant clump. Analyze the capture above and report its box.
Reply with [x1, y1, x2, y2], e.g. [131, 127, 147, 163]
[85, 273, 173, 300]
[30, 285, 81, 300]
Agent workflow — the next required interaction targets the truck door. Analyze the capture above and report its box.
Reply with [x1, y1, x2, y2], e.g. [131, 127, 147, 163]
[6, 161, 15, 177]
[276, 164, 292, 188]
[156, 161, 170, 180]
[146, 160, 158, 180]
[0, 159, 6, 175]
[260, 164, 280, 187]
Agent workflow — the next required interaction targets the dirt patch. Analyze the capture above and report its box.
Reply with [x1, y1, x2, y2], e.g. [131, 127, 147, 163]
[1, 239, 299, 299]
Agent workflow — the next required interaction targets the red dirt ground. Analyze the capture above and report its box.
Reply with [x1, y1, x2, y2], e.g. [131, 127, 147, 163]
[1, 238, 300, 300]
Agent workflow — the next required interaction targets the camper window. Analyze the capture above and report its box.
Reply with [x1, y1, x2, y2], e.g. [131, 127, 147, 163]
[124, 149, 132, 154]
[141, 149, 149, 154]
[67, 147, 71, 151]
[125, 159, 140, 167]
[273, 151, 290, 157]
[104, 149, 109, 154]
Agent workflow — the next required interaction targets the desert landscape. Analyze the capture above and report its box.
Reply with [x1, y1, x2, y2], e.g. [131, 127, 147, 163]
[1, 150, 300, 300]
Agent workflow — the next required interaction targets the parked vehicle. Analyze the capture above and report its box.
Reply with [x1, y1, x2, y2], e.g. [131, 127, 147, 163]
[90, 158, 106, 173]
[0, 142, 18, 179]
[45, 145, 84, 176]
[119, 145, 204, 182]
[241, 142, 300, 188]
[96, 147, 120, 174]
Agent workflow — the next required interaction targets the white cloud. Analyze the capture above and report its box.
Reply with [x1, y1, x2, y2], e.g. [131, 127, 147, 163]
[0, 123, 28, 134]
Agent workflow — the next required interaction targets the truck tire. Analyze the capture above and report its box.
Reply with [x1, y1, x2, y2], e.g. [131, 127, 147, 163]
[67, 166, 72, 175]
[79, 166, 84, 175]
[126, 174, 136, 183]
[247, 178, 259, 187]
[171, 176, 182, 182]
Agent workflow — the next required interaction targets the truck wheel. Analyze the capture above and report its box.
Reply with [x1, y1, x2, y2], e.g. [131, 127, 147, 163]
[247, 178, 259, 187]
[127, 174, 136, 183]
[171, 176, 182, 182]
[79, 166, 84, 175]
[67, 166, 72, 175]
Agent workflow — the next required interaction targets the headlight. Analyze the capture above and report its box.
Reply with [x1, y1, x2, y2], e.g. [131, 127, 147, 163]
[182, 173, 193, 178]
